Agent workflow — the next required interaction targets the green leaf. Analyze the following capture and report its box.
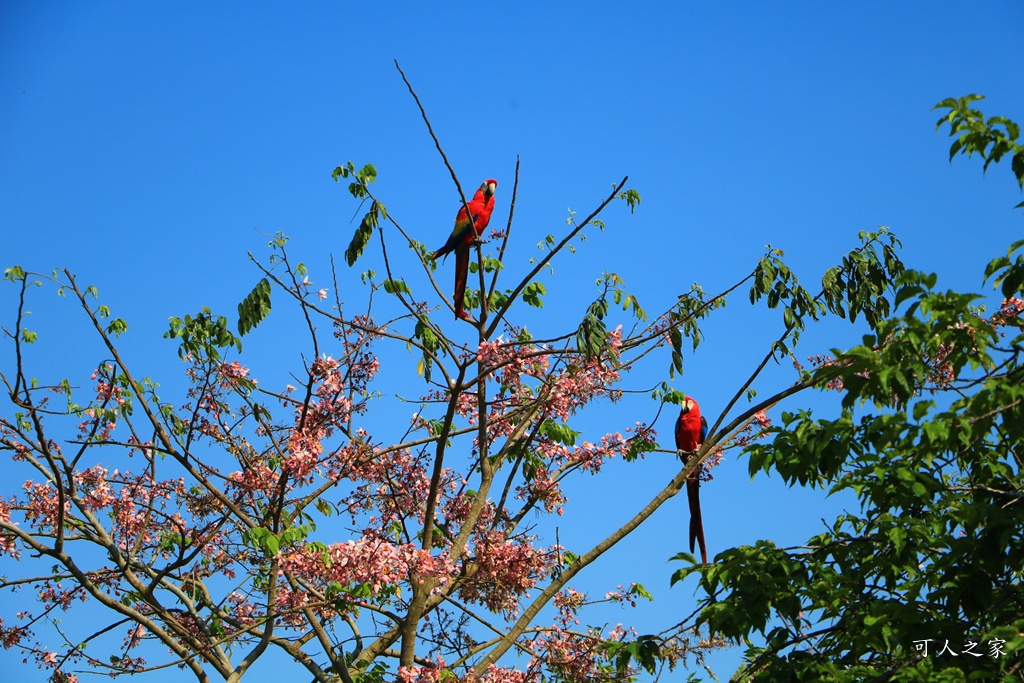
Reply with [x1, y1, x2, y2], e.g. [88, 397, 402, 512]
[331, 162, 352, 181]
[540, 420, 580, 446]
[618, 188, 641, 213]
[382, 278, 411, 295]
[1013, 150, 1024, 188]
[893, 284, 922, 309]
[357, 163, 378, 183]
[237, 277, 272, 336]
[1001, 264, 1024, 298]
[4, 265, 26, 281]
[345, 202, 379, 267]
[523, 282, 546, 308]
[888, 526, 907, 554]
[166, 307, 242, 360]
[624, 436, 657, 462]
[106, 318, 129, 337]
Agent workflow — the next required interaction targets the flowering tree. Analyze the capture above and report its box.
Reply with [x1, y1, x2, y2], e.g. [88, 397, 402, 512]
[672, 96, 1024, 681]
[0, 79, 908, 683]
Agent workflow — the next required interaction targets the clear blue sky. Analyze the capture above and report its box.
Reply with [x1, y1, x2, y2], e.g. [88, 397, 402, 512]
[2, 3, 1023, 681]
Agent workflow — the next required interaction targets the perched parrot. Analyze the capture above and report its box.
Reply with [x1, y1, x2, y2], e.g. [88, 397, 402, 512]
[675, 396, 709, 563]
[433, 179, 498, 320]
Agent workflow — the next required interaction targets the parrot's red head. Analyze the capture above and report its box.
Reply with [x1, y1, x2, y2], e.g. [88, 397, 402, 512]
[481, 179, 498, 198]
[680, 397, 700, 415]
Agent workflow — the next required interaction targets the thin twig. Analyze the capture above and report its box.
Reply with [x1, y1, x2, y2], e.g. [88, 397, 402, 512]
[395, 61, 471, 212]
[487, 156, 521, 306]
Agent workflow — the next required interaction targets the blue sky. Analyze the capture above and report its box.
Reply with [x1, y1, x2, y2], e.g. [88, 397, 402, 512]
[2, 3, 1024, 681]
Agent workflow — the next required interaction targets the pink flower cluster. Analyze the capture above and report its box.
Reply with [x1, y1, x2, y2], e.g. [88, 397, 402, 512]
[926, 341, 955, 389]
[109, 475, 184, 550]
[36, 582, 86, 612]
[74, 465, 116, 511]
[396, 657, 447, 683]
[523, 587, 634, 680]
[457, 531, 553, 615]
[540, 432, 629, 475]
[604, 584, 642, 609]
[286, 428, 325, 480]
[271, 354, 366, 482]
[344, 448, 435, 529]
[726, 411, 773, 453]
[802, 354, 846, 392]
[545, 328, 624, 422]
[91, 365, 127, 407]
[476, 336, 551, 391]
[217, 360, 252, 388]
[514, 467, 566, 514]
[0, 615, 30, 649]
[398, 664, 534, 683]
[283, 536, 454, 596]
[227, 591, 263, 626]
[0, 498, 19, 557]
[442, 491, 495, 528]
[22, 482, 69, 531]
[531, 626, 613, 681]
[991, 296, 1024, 331]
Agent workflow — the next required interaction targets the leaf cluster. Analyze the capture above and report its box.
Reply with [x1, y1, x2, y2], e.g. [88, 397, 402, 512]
[673, 96, 1024, 682]
[334, 161, 388, 267]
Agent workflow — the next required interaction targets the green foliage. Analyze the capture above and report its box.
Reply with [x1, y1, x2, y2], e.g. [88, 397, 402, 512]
[934, 94, 1024, 190]
[166, 307, 242, 360]
[666, 285, 721, 377]
[986, 238, 1024, 301]
[488, 289, 509, 314]
[4, 265, 27, 282]
[382, 278, 411, 296]
[539, 420, 580, 446]
[332, 161, 379, 195]
[468, 256, 504, 275]
[345, 203, 382, 267]
[106, 318, 129, 337]
[819, 227, 905, 328]
[4, 266, 43, 295]
[522, 281, 546, 308]
[680, 96, 1024, 682]
[576, 273, 645, 361]
[617, 187, 641, 213]
[576, 297, 609, 361]
[623, 433, 657, 462]
[412, 316, 442, 381]
[605, 634, 661, 675]
[749, 247, 822, 351]
[334, 161, 387, 267]
[244, 527, 281, 558]
[237, 277, 272, 336]
[651, 383, 687, 406]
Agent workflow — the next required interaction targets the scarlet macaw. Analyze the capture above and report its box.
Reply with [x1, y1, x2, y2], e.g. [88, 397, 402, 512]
[675, 396, 709, 564]
[433, 179, 498, 320]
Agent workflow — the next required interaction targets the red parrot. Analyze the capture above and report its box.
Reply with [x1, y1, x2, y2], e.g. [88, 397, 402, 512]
[675, 396, 710, 564]
[433, 179, 498, 320]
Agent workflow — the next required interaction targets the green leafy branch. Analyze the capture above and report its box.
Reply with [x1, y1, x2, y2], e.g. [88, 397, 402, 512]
[934, 94, 1024, 192]
[333, 161, 388, 267]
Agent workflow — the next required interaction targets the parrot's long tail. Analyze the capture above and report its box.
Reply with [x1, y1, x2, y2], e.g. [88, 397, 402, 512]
[453, 247, 469, 319]
[686, 475, 708, 564]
